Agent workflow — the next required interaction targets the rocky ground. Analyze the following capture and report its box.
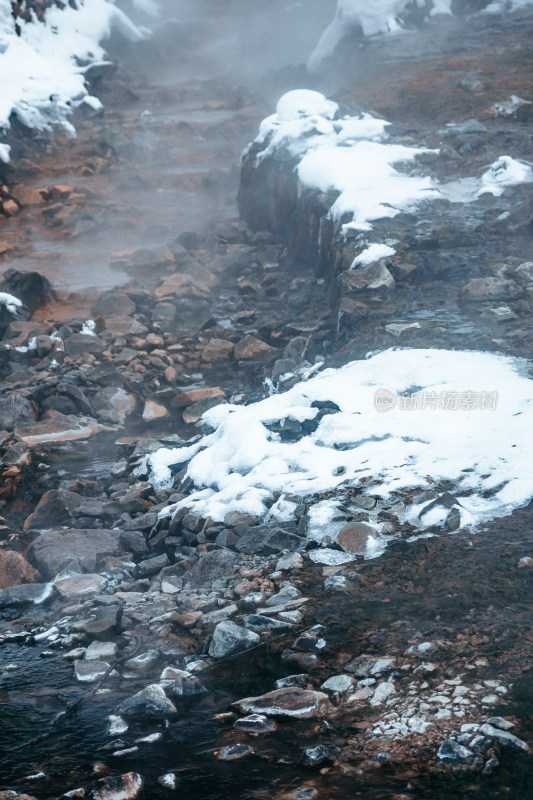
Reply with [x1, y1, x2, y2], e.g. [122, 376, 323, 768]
[0, 4, 532, 800]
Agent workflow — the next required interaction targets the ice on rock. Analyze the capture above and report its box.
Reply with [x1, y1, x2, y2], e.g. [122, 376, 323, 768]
[152, 349, 533, 553]
[479, 156, 533, 197]
[0, 292, 23, 314]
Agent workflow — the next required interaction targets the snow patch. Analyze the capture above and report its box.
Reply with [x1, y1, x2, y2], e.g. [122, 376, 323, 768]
[351, 243, 397, 267]
[0, 0, 151, 158]
[0, 292, 23, 314]
[151, 349, 533, 550]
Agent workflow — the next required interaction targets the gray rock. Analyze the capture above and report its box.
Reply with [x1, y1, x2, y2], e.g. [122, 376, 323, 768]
[93, 386, 137, 425]
[94, 291, 136, 318]
[236, 527, 306, 555]
[321, 674, 354, 694]
[275, 674, 309, 689]
[301, 744, 330, 766]
[64, 333, 106, 356]
[217, 744, 254, 761]
[123, 513, 158, 533]
[124, 649, 160, 673]
[209, 621, 260, 658]
[119, 530, 149, 556]
[138, 553, 169, 575]
[324, 575, 348, 592]
[182, 549, 239, 588]
[0, 393, 36, 430]
[0, 582, 52, 608]
[234, 688, 330, 719]
[74, 660, 111, 683]
[27, 528, 121, 579]
[234, 713, 277, 733]
[116, 684, 177, 720]
[437, 739, 474, 763]
[244, 614, 293, 632]
[170, 674, 209, 698]
[86, 641, 118, 661]
[511, 261, 533, 285]
[80, 605, 122, 638]
[479, 723, 529, 751]
[55, 573, 107, 600]
[266, 585, 300, 606]
[486, 716, 515, 731]
[460, 277, 522, 302]
[24, 488, 82, 532]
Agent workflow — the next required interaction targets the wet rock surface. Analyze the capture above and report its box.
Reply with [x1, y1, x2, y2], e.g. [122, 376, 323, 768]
[0, 3, 532, 800]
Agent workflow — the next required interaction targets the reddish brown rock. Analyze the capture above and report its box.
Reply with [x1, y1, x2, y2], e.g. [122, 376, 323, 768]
[142, 400, 169, 422]
[201, 338, 234, 362]
[336, 522, 377, 554]
[173, 387, 225, 408]
[234, 335, 275, 360]
[0, 550, 38, 588]
[234, 688, 330, 719]
[92, 772, 143, 800]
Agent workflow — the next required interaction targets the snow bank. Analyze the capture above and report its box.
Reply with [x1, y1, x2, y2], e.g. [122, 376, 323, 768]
[0, 0, 153, 158]
[252, 90, 532, 238]
[150, 349, 533, 553]
[309, 0, 533, 70]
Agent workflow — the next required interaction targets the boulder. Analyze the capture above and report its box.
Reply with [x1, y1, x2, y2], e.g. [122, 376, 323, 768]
[27, 528, 121, 579]
[209, 621, 260, 658]
[336, 522, 377, 554]
[0, 550, 38, 588]
[234, 335, 275, 360]
[94, 291, 136, 318]
[234, 688, 330, 719]
[460, 277, 522, 301]
[63, 333, 106, 356]
[0, 582, 52, 608]
[0, 269, 55, 311]
[0, 393, 37, 431]
[24, 488, 82, 532]
[116, 684, 177, 720]
[182, 549, 239, 589]
[92, 772, 143, 800]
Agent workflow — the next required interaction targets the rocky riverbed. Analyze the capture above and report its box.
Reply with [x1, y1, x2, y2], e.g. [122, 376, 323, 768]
[0, 2, 532, 799]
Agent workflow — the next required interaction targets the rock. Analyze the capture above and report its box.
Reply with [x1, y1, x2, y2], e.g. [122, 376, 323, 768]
[301, 744, 330, 767]
[170, 674, 208, 698]
[15, 414, 102, 445]
[346, 655, 396, 678]
[336, 521, 376, 553]
[369, 681, 396, 706]
[209, 621, 260, 658]
[63, 333, 106, 356]
[182, 549, 239, 588]
[518, 556, 533, 568]
[487, 717, 515, 731]
[124, 649, 160, 673]
[92, 772, 143, 800]
[0, 393, 37, 431]
[276, 552, 303, 571]
[142, 400, 168, 422]
[173, 387, 225, 408]
[511, 261, 533, 285]
[27, 528, 121, 579]
[119, 530, 149, 555]
[324, 575, 348, 592]
[74, 660, 111, 683]
[201, 338, 234, 362]
[80, 605, 122, 638]
[217, 744, 254, 761]
[234, 714, 277, 733]
[0, 269, 54, 311]
[138, 553, 169, 575]
[340, 260, 395, 291]
[479, 723, 529, 751]
[321, 675, 354, 694]
[94, 292, 136, 318]
[0, 550, 38, 588]
[460, 277, 522, 302]
[86, 641, 117, 661]
[234, 688, 330, 719]
[116, 684, 177, 720]
[94, 387, 137, 425]
[236, 527, 306, 555]
[244, 614, 293, 632]
[24, 488, 82, 532]
[0, 582, 52, 608]
[182, 396, 224, 424]
[437, 739, 474, 763]
[234, 335, 275, 360]
[55, 573, 107, 599]
[280, 785, 318, 800]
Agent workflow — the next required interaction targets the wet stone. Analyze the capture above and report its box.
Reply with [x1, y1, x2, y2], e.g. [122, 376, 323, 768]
[86, 641, 118, 661]
[235, 688, 330, 719]
[437, 739, 475, 764]
[81, 605, 122, 638]
[217, 744, 254, 761]
[0, 582, 51, 608]
[301, 744, 330, 767]
[234, 713, 277, 733]
[55, 573, 107, 600]
[92, 772, 143, 800]
[170, 674, 209, 698]
[0, 550, 38, 588]
[74, 660, 112, 683]
[116, 684, 177, 720]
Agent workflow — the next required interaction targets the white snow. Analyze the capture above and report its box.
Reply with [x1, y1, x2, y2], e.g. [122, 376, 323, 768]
[151, 349, 533, 551]
[0, 0, 151, 158]
[0, 292, 23, 314]
[478, 155, 533, 196]
[0, 143, 10, 163]
[252, 91, 533, 238]
[351, 243, 396, 267]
